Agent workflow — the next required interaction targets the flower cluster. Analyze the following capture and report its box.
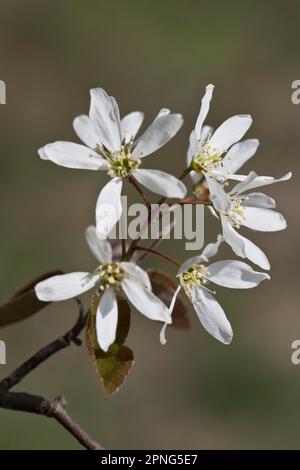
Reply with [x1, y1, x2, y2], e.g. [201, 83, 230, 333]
[35, 84, 291, 352]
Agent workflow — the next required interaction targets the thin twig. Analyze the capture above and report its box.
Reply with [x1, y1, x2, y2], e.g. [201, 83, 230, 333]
[0, 297, 104, 450]
[124, 166, 192, 261]
[121, 239, 127, 259]
[134, 220, 176, 263]
[133, 246, 180, 268]
[128, 175, 151, 210]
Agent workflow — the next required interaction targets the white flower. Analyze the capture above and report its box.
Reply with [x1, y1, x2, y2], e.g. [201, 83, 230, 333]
[35, 226, 171, 352]
[211, 170, 291, 270]
[186, 84, 254, 212]
[160, 236, 270, 345]
[39, 87, 187, 238]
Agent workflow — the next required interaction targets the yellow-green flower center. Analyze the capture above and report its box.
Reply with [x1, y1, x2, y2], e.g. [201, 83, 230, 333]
[180, 264, 208, 298]
[96, 262, 125, 292]
[194, 141, 222, 173]
[95, 143, 141, 178]
[225, 194, 246, 228]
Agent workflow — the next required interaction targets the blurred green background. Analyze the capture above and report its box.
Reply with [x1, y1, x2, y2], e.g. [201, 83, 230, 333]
[0, 0, 299, 449]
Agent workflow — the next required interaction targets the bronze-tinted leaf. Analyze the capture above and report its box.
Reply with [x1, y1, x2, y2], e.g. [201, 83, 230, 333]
[86, 294, 134, 396]
[148, 269, 191, 329]
[93, 344, 134, 397]
[0, 270, 64, 328]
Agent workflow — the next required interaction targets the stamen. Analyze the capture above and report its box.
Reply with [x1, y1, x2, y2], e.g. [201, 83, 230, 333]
[96, 262, 125, 292]
[194, 139, 222, 174]
[225, 193, 246, 228]
[95, 143, 141, 178]
[179, 264, 211, 300]
[108, 151, 141, 178]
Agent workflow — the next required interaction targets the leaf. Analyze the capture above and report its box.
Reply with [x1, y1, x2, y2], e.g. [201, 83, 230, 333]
[148, 269, 191, 329]
[86, 294, 134, 396]
[0, 270, 64, 328]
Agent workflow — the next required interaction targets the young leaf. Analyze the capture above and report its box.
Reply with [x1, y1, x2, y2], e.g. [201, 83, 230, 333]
[148, 269, 191, 329]
[86, 294, 134, 396]
[0, 270, 63, 328]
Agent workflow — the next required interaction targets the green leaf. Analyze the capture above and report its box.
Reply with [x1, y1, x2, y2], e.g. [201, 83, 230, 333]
[0, 271, 64, 328]
[148, 269, 191, 330]
[86, 294, 134, 397]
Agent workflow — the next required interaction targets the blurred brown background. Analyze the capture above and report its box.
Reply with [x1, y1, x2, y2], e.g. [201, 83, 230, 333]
[0, 0, 299, 449]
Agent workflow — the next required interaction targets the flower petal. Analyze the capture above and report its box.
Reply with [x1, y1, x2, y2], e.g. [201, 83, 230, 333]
[220, 139, 259, 175]
[195, 84, 215, 139]
[85, 225, 112, 263]
[89, 87, 122, 152]
[231, 171, 292, 194]
[39, 141, 108, 170]
[134, 169, 187, 198]
[121, 277, 171, 323]
[160, 285, 182, 345]
[96, 178, 123, 238]
[200, 125, 214, 143]
[132, 111, 183, 158]
[178, 235, 223, 274]
[73, 115, 100, 149]
[210, 115, 252, 154]
[187, 131, 201, 183]
[205, 175, 232, 213]
[178, 255, 208, 275]
[120, 262, 151, 289]
[242, 192, 276, 209]
[206, 260, 270, 288]
[35, 272, 98, 301]
[242, 207, 287, 231]
[96, 288, 118, 352]
[221, 217, 270, 270]
[121, 111, 144, 143]
[38, 147, 49, 160]
[191, 287, 233, 344]
[201, 234, 224, 260]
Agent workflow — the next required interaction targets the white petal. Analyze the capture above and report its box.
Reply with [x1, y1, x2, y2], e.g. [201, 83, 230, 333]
[156, 108, 171, 117]
[200, 125, 214, 143]
[121, 277, 171, 323]
[232, 171, 292, 194]
[38, 147, 49, 160]
[187, 131, 201, 184]
[96, 288, 118, 352]
[178, 255, 208, 275]
[120, 262, 151, 289]
[242, 207, 287, 231]
[39, 141, 108, 170]
[230, 171, 258, 193]
[221, 217, 270, 270]
[85, 225, 112, 263]
[206, 260, 270, 288]
[160, 285, 182, 345]
[205, 175, 232, 213]
[73, 115, 100, 149]
[89, 87, 122, 152]
[210, 115, 252, 154]
[96, 178, 123, 238]
[187, 131, 199, 165]
[132, 111, 183, 158]
[134, 169, 187, 198]
[178, 228, 223, 274]
[201, 234, 224, 260]
[242, 192, 276, 209]
[195, 84, 215, 140]
[35, 272, 98, 302]
[160, 322, 168, 346]
[121, 111, 144, 143]
[191, 287, 233, 344]
[221, 139, 259, 175]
